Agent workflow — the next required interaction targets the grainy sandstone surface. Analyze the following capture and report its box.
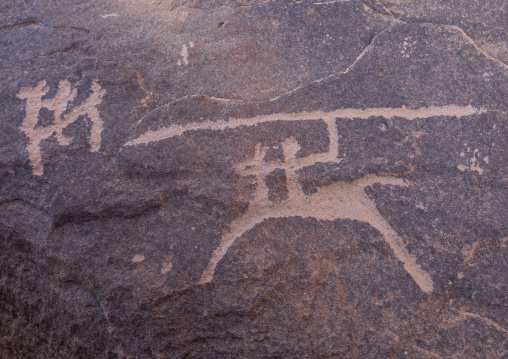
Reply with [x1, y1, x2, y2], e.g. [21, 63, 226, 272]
[1, 0, 508, 358]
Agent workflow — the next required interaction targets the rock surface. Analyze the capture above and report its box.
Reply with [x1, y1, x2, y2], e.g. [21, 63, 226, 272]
[1, 0, 508, 358]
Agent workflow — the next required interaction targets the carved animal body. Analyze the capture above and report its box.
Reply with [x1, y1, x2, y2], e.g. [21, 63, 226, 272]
[198, 139, 434, 293]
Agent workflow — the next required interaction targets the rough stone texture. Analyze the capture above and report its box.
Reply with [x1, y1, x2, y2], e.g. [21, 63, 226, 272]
[1, 0, 508, 358]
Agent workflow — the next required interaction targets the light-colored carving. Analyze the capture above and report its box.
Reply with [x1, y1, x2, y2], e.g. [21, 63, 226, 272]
[197, 134, 434, 293]
[401, 36, 417, 58]
[458, 146, 487, 175]
[177, 42, 194, 66]
[132, 254, 145, 263]
[126, 104, 487, 293]
[101, 13, 119, 18]
[126, 104, 484, 146]
[161, 261, 173, 274]
[16, 79, 105, 175]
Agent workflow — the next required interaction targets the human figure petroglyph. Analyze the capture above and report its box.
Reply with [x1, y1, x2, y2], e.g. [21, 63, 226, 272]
[16, 79, 105, 175]
[126, 103, 487, 293]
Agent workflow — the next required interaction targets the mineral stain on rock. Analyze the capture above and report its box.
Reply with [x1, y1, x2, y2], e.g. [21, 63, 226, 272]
[1, 0, 508, 358]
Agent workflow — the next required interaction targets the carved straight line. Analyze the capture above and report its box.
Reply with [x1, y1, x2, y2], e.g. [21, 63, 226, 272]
[202, 95, 245, 102]
[220, 0, 277, 9]
[126, 105, 485, 146]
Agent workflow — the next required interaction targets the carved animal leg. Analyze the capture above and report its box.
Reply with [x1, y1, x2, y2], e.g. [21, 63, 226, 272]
[199, 209, 267, 284]
[200, 143, 274, 284]
[199, 231, 235, 284]
[362, 202, 434, 293]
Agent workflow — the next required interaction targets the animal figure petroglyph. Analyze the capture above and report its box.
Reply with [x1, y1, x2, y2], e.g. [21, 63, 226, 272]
[126, 103, 486, 293]
[198, 134, 434, 293]
[16, 79, 105, 175]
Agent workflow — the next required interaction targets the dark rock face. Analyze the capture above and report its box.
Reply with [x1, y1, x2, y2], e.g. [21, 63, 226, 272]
[1, 0, 508, 358]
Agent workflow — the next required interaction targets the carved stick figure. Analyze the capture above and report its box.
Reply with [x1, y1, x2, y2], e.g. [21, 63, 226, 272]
[16, 80, 105, 175]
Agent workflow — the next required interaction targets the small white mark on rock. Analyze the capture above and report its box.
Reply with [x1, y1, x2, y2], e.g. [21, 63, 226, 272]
[482, 72, 493, 82]
[401, 37, 417, 58]
[458, 147, 486, 175]
[458, 272, 464, 279]
[132, 254, 145, 263]
[177, 42, 194, 66]
[161, 261, 173, 274]
[415, 202, 426, 211]
[180, 44, 189, 65]
[101, 13, 118, 18]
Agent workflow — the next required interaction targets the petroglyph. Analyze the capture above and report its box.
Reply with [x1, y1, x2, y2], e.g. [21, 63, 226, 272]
[458, 146, 487, 175]
[132, 254, 145, 263]
[16, 79, 105, 175]
[401, 37, 417, 58]
[177, 42, 194, 66]
[126, 105, 484, 146]
[125, 104, 488, 293]
[460, 312, 508, 336]
[101, 13, 118, 18]
[198, 137, 434, 293]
